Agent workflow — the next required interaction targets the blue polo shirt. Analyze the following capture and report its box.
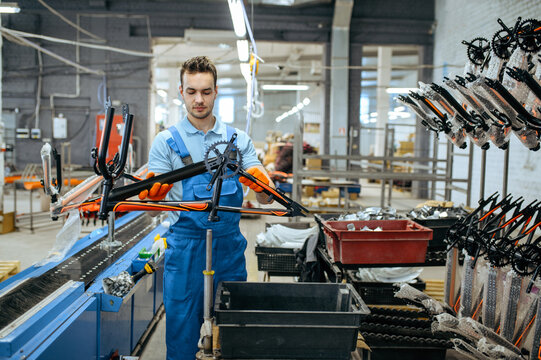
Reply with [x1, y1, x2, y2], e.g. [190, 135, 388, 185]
[148, 116, 260, 222]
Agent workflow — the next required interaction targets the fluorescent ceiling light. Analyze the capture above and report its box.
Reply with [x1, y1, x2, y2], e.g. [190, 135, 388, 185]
[172, 99, 182, 106]
[240, 63, 251, 83]
[236, 40, 249, 62]
[386, 87, 417, 94]
[157, 89, 167, 98]
[262, 84, 309, 91]
[227, 0, 246, 38]
[0, 2, 20, 13]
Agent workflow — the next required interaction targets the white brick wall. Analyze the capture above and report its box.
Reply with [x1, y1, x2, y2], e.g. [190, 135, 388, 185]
[433, 0, 541, 206]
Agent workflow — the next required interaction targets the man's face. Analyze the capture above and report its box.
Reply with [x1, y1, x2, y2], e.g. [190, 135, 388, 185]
[180, 72, 217, 122]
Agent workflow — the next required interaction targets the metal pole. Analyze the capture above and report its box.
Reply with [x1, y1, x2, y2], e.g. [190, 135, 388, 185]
[203, 229, 213, 355]
[204, 229, 212, 320]
[108, 211, 115, 243]
[503, 144, 510, 197]
[479, 149, 487, 201]
[466, 141, 474, 208]
[387, 127, 394, 207]
[431, 133, 438, 200]
[380, 124, 389, 208]
[292, 111, 304, 205]
[29, 189, 33, 233]
[445, 141, 453, 201]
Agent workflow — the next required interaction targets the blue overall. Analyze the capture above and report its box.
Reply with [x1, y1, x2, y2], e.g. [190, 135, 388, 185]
[163, 125, 247, 360]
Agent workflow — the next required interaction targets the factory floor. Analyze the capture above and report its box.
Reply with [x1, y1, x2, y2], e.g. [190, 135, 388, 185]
[0, 183, 458, 359]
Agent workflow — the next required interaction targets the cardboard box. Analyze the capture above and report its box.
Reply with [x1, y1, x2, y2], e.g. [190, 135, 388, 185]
[302, 186, 315, 197]
[305, 158, 322, 170]
[321, 188, 340, 199]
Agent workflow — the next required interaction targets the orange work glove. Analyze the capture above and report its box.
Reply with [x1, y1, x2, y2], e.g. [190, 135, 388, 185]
[138, 172, 173, 201]
[239, 167, 269, 193]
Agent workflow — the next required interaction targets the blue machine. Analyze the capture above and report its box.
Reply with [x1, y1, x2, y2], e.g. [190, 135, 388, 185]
[0, 211, 165, 360]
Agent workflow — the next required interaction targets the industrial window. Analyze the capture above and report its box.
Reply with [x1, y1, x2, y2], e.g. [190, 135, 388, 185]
[219, 97, 234, 124]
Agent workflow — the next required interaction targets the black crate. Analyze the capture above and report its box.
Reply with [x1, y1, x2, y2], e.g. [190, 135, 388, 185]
[215, 281, 370, 359]
[255, 246, 299, 275]
[411, 218, 459, 250]
[346, 270, 426, 305]
[255, 222, 314, 275]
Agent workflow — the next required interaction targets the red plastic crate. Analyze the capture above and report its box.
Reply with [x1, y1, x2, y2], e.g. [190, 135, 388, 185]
[322, 219, 432, 265]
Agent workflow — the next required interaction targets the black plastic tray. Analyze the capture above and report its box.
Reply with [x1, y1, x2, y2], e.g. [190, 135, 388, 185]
[411, 218, 459, 249]
[215, 282, 370, 359]
[346, 270, 426, 305]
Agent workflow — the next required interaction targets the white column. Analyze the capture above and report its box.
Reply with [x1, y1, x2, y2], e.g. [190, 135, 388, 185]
[375, 46, 392, 157]
[168, 70, 180, 127]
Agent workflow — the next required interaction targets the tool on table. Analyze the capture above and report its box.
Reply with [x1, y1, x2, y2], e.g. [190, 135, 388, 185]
[102, 260, 156, 298]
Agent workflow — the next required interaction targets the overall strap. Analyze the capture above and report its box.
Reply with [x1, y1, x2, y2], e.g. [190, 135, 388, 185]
[166, 126, 193, 165]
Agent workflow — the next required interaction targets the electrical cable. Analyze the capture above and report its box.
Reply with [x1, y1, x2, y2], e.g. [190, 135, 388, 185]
[0, 27, 153, 58]
[241, 1, 258, 135]
[37, 0, 105, 42]
[0, 28, 103, 75]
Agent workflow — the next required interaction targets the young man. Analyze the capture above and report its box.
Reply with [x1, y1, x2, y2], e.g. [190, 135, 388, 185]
[145, 56, 273, 359]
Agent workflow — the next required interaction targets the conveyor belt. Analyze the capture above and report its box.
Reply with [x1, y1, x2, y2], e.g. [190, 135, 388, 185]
[0, 213, 155, 331]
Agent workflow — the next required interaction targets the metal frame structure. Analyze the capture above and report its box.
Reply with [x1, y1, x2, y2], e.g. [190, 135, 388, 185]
[292, 113, 474, 210]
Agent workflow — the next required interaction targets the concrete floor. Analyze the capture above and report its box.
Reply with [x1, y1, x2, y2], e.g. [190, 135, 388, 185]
[0, 184, 453, 359]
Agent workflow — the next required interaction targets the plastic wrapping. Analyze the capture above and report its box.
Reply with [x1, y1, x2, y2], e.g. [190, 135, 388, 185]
[444, 79, 511, 148]
[458, 317, 521, 356]
[481, 264, 498, 329]
[527, 290, 541, 359]
[511, 280, 539, 347]
[481, 265, 509, 331]
[40, 143, 58, 197]
[476, 338, 523, 360]
[420, 82, 491, 148]
[500, 270, 523, 341]
[485, 54, 506, 81]
[502, 48, 530, 104]
[512, 127, 540, 151]
[524, 57, 541, 115]
[459, 254, 480, 318]
[395, 283, 454, 315]
[355, 267, 423, 283]
[452, 338, 493, 360]
[35, 209, 81, 266]
[397, 95, 440, 130]
[464, 62, 480, 78]
[50, 174, 102, 217]
[445, 247, 462, 310]
[256, 224, 318, 249]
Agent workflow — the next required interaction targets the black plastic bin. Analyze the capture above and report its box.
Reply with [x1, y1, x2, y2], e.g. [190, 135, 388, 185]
[215, 282, 370, 359]
[412, 218, 459, 250]
[346, 270, 426, 305]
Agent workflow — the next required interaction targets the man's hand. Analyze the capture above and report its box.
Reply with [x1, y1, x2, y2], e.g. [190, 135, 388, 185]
[138, 172, 173, 201]
[239, 167, 269, 192]
[240, 166, 275, 204]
